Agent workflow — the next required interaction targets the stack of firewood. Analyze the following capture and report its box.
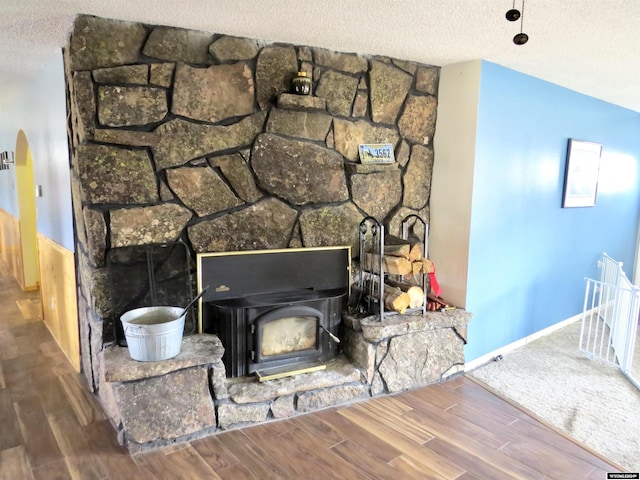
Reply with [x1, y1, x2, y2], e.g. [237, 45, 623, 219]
[363, 235, 436, 314]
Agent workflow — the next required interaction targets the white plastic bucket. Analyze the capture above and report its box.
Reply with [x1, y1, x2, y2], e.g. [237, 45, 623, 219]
[120, 306, 185, 361]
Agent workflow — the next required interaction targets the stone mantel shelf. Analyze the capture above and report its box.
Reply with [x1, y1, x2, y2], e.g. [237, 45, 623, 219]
[277, 92, 327, 111]
[103, 334, 223, 383]
[343, 309, 472, 343]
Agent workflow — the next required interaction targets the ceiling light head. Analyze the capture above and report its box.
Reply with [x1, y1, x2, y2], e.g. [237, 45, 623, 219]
[513, 33, 529, 45]
[505, 9, 521, 21]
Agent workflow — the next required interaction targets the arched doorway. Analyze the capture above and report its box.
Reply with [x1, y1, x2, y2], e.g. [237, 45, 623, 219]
[15, 130, 39, 290]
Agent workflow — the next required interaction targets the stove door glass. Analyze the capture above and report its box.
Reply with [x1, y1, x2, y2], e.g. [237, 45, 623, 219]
[261, 315, 317, 356]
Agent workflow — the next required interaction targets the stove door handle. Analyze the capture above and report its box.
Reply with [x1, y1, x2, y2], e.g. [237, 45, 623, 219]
[320, 325, 340, 343]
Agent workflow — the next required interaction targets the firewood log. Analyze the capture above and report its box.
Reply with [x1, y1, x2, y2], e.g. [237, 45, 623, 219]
[366, 277, 412, 313]
[383, 285, 411, 314]
[364, 253, 412, 276]
[407, 242, 423, 262]
[383, 243, 410, 258]
[420, 258, 435, 274]
[384, 279, 425, 309]
[384, 234, 424, 261]
[411, 261, 423, 277]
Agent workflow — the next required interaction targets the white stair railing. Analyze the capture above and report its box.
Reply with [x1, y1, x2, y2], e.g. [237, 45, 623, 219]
[580, 253, 640, 390]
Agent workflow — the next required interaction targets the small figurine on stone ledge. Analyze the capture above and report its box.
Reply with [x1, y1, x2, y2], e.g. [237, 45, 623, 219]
[291, 71, 312, 95]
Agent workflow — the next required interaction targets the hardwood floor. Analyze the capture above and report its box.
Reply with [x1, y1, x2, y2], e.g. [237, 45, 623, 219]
[0, 260, 625, 479]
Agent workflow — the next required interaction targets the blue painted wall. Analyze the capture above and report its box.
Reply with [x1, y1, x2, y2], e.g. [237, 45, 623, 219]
[465, 61, 640, 360]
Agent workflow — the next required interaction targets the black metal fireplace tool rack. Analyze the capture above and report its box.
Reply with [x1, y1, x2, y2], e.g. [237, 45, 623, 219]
[353, 214, 429, 321]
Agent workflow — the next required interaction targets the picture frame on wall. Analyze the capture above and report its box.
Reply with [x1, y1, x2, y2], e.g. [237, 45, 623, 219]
[562, 139, 603, 208]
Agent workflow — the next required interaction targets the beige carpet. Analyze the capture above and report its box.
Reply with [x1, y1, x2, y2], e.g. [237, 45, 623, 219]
[469, 320, 640, 472]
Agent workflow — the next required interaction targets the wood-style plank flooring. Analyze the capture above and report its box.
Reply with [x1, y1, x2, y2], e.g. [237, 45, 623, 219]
[0, 259, 625, 479]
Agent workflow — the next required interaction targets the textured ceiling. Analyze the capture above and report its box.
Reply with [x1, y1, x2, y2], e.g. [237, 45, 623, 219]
[0, 0, 639, 112]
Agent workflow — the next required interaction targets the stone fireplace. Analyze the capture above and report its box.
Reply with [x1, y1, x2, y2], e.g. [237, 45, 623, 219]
[65, 14, 470, 450]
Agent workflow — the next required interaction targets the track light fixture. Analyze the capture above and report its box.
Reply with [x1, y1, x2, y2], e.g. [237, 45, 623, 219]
[513, 32, 529, 45]
[505, 9, 520, 22]
[506, 0, 528, 45]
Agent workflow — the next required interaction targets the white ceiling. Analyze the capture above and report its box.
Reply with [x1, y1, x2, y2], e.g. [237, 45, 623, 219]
[1, 0, 639, 112]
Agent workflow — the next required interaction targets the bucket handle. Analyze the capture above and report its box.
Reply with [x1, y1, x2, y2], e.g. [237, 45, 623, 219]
[124, 325, 147, 335]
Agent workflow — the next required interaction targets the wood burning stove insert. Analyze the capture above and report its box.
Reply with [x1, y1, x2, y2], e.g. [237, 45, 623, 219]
[197, 247, 350, 380]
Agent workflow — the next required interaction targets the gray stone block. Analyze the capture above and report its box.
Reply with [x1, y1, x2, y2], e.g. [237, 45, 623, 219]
[114, 366, 216, 444]
[296, 384, 369, 412]
[217, 402, 270, 430]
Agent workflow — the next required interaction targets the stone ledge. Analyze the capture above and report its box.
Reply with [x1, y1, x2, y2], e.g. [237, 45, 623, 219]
[226, 356, 364, 404]
[297, 384, 369, 412]
[344, 309, 472, 342]
[214, 356, 368, 430]
[104, 334, 224, 382]
[277, 92, 327, 110]
[343, 310, 470, 395]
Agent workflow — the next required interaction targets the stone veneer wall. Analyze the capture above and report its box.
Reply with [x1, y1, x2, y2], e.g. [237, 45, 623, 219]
[64, 15, 440, 397]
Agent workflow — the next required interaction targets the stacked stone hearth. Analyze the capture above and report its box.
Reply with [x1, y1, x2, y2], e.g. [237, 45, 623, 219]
[100, 309, 470, 451]
[65, 14, 470, 450]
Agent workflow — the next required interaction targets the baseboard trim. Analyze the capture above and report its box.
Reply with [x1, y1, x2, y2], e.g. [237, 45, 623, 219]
[464, 310, 588, 372]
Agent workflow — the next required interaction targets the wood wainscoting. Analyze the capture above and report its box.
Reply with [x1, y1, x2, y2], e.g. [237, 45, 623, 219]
[37, 233, 80, 372]
[0, 208, 25, 289]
